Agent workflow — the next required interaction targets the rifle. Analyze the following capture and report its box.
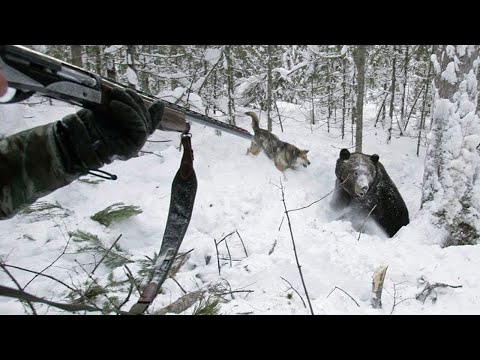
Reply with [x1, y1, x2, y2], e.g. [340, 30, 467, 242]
[0, 45, 253, 140]
[0, 45, 252, 314]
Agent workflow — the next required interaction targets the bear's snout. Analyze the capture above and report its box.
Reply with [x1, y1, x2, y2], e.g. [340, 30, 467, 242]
[355, 184, 369, 197]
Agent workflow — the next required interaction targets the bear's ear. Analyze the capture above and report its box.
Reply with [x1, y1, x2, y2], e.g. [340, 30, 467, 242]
[340, 148, 350, 160]
[371, 154, 379, 163]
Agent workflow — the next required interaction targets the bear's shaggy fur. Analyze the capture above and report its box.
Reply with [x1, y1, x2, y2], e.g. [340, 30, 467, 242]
[331, 148, 409, 237]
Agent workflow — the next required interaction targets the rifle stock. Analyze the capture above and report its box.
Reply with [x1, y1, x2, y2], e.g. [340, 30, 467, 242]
[0, 45, 252, 140]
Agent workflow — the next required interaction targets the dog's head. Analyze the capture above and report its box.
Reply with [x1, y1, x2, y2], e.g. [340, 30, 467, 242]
[296, 149, 311, 168]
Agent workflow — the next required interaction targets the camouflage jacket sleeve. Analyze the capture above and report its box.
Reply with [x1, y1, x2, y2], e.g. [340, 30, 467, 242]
[0, 121, 80, 220]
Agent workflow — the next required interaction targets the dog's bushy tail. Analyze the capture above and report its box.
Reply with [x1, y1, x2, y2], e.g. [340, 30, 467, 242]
[245, 111, 260, 133]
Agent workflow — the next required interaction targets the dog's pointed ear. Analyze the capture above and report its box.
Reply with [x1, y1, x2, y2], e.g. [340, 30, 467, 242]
[304, 149, 309, 154]
[340, 148, 350, 160]
[371, 154, 379, 163]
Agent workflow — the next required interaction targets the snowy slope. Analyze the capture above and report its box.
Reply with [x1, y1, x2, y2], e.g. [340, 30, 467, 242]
[0, 97, 476, 315]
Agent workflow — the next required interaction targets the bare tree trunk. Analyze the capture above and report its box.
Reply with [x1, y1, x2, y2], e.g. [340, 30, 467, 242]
[311, 62, 316, 125]
[225, 45, 236, 125]
[421, 45, 480, 247]
[92, 45, 102, 75]
[126, 45, 138, 90]
[327, 58, 331, 133]
[351, 65, 356, 146]
[105, 45, 117, 81]
[382, 83, 387, 124]
[374, 91, 388, 127]
[417, 46, 435, 156]
[342, 57, 347, 139]
[213, 70, 218, 115]
[404, 81, 426, 131]
[139, 45, 150, 94]
[400, 45, 409, 132]
[70, 45, 83, 67]
[267, 45, 273, 132]
[274, 93, 284, 132]
[387, 45, 397, 144]
[354, 45, 366, 153]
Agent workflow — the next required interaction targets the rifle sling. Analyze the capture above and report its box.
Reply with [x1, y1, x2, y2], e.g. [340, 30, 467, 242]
[129, 134, 197, 315]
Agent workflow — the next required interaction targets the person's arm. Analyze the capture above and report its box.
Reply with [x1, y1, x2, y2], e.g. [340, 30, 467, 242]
[0, 122, 80, 219]
[0, 88, 163, 220]
[0, 71, 7, 97]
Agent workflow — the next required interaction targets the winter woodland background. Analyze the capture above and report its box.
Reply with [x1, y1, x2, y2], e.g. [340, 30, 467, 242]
[1, 45, 479, 315]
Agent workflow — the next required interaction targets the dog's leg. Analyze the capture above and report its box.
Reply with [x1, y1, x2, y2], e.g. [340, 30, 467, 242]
[275, 159, 286, 172]
[247, 142, 262, 156]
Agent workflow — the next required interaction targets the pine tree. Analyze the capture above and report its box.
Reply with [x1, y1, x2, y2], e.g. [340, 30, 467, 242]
[421, 45, 480, 246]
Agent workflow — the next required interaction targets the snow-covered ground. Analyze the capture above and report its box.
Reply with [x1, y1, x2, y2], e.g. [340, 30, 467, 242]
[0, 97, 476, 315]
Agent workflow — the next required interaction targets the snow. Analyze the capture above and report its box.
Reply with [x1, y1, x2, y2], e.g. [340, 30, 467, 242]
[104, 45, 123, 55]
[125, 66, 138, 86]
[441, 62, 458, 84]
[422, 46, 480, 248]
[0, 98, 477, 315]
[204, 48, 222, 65]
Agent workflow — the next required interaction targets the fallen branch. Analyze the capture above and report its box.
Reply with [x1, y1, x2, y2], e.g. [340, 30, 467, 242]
[371, 265, 388, 309]
[280, 179, 314, 315]
[268, 239, 278, 255]
[154, 289, 206, 315]
[23, 231, 72, 290]
[169, 249, 193, 278]
[415, 276, 462, 304]
[139, 150, 163, 158]
[2, 263, 77, 293]
[214, 238, 221, 276]
[0, 262, 37, 314]
[281, 276, 307, 308]
[123, 265, 142, 297]
[75, 260, 120, 312]
[91, 234, 123, 275]
[287, 175, 350, 213]
[169, 276, 187, 295]
[278, 215, 285, 231]
[146, 139, 172, 143]
[0, 284, 129, 314]
[326, 286, 360, 307]
[117, 281, 134, 310]
[358, 204, 378, 241]
[236, 230, 248, 257]
[224, 236, 233, 268]
[390, 281, 412, 315]
[215, 231, 236, 246]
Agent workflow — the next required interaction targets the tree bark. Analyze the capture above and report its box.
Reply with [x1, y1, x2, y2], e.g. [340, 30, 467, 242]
[267, 45, 274, 132]
[70, 45, 83, 67]
[105, 45, 117, 81]
[225, 46, 236, 125]
[342, 57, 347, 139]
[387, 45, 397, 143]
[417, 46, 435, 156]
[126, 45, 138, 90]
[400, 45, 409, 133]
[354, 45, 366, 153]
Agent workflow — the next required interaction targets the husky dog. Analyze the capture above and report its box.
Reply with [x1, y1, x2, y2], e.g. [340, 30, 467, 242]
[245, 112, 310, 172]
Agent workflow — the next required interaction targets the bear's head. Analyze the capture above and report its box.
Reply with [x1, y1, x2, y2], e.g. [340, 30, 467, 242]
[335, 148, 379, 197]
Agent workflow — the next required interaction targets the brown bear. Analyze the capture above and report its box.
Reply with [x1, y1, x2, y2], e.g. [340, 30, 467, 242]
[330, 148, 409, 237]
